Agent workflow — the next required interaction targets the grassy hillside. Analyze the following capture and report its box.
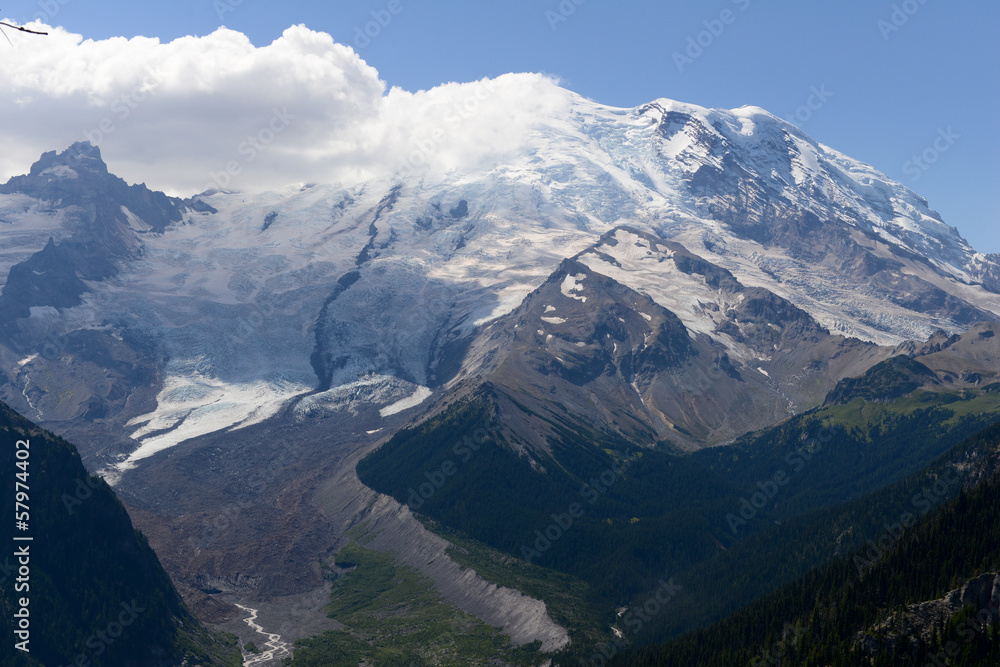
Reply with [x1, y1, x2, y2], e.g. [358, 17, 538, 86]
[282, 538, 545, 666]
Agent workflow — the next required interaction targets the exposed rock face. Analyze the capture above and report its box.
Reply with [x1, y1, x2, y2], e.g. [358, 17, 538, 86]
[857, 572, 1000, 656]
[0, 141, 191, 229]
[0, 142, 196, 340]
[917, 322, 1000, 382]
[825, 321, 1000, 405]
[448, 227, 890, 450]
[639, 103, 979, 287]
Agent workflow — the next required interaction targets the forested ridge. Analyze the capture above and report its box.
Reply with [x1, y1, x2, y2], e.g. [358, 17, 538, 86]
[0, 400, 241, 667]
[610, 421, 1000, 666]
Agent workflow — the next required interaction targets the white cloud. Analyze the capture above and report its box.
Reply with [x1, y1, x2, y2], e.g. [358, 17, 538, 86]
[0, 22, 573, 195]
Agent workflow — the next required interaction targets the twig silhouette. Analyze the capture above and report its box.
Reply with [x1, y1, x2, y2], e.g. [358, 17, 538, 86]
[0, 17, 48, 46]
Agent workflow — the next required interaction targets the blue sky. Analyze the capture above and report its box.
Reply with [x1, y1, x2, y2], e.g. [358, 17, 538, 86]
[6, 0, 998, 251]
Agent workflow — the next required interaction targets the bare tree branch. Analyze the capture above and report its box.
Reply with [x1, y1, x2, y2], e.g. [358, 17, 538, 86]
[0, 20, 48, 36]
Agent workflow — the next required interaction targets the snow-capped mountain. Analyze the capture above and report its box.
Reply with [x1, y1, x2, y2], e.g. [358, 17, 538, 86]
[4, 86, 1000, 653]
[1, 90, 998, 468]
[440, 227, 889, 451]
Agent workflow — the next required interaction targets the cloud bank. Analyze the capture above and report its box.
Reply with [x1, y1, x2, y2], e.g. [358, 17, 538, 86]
[0, 23, 573, 194]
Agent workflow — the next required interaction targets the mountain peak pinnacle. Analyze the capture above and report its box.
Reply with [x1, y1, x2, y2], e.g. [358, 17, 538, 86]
[27, 141, 109, 178]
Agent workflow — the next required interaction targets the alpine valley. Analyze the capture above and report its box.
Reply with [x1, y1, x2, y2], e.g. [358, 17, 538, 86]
[3, 88, 1000, 665]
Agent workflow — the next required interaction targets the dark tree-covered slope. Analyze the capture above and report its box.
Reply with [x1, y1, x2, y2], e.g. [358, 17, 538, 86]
[0, 400, 240, 667]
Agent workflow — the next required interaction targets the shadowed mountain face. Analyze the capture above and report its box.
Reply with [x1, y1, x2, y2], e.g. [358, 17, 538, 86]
[0, 142, 190, 232]
[0, 400, 239, 666]
[0, 143, 197, 326]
